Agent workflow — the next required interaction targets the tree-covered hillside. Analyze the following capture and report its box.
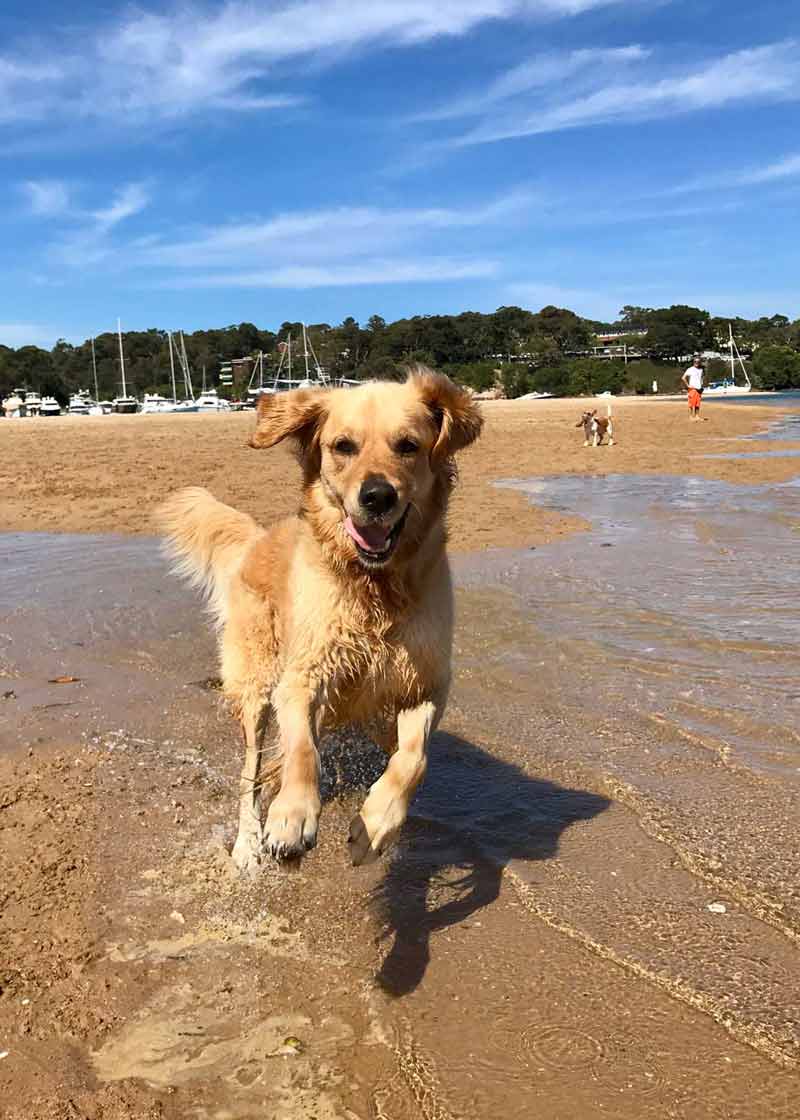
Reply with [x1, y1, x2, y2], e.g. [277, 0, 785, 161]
[2, 304, 799, 403]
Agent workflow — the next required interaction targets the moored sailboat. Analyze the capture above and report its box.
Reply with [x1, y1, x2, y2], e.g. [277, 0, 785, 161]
[112, 318, 139, 413]
[705, 325, 752, 396]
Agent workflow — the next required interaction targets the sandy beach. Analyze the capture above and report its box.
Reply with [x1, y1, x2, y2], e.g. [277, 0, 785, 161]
[2, 397, 800, 548]
[2, 395, 800, 1119]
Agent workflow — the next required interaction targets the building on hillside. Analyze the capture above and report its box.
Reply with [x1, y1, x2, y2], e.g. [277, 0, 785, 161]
[219, 356, 254, 396]
[591, 330, 647, 360]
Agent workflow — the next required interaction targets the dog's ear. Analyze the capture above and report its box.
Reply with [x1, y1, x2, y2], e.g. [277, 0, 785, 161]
[249, 389, 329, 464]
[410, 365, 483, 462]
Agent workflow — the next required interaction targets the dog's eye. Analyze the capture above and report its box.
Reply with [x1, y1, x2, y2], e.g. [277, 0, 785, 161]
[396, 438, 419, 456]
[333, 437, 357, 455]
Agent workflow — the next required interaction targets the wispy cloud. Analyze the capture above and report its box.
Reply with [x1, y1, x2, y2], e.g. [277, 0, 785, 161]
[669, 151, 800, 194]
[44, 182, 152, 268]
[166, 258, 497, 289]
[425, 39, 800, 146]
[132, 190, 534, 271]
[0, 0, 648, 129]
[42, 189, 533, 288]
[21, 180, 72, 216]
[413, 45, 650, 122]
[90, 183, 151, 229]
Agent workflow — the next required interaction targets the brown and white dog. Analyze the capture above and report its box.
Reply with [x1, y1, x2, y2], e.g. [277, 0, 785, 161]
[157, 367, 482, 871]
[577, 404, 614, 447]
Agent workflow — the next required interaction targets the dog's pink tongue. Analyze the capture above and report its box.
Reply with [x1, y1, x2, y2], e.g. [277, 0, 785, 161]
[344, 516, 390, 552]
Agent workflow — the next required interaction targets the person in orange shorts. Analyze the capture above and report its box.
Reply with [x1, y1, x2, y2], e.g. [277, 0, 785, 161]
[682, 355, 704, 419]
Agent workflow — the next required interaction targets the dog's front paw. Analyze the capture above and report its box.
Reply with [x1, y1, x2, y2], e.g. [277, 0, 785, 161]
[231, 826, 264, 875]
[264, 791, 320, 860]
[348, 785, 407, 867]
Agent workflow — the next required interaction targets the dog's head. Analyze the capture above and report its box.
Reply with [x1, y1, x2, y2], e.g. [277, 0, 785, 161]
[577, 409, 597, 429]
[249, 366, 482, 571]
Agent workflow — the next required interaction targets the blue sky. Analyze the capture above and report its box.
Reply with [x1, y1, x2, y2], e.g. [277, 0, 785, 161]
[2, 0, 800, 348]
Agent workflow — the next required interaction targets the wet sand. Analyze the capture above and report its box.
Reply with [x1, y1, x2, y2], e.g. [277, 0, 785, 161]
[2, 397, 800, 549]
[2, 398, 800, 1118]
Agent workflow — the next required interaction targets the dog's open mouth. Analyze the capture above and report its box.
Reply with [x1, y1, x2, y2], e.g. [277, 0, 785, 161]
[344, 505, 410, 567]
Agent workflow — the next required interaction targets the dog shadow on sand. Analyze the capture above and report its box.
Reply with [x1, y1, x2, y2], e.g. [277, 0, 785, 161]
[360, 731, 610, 997]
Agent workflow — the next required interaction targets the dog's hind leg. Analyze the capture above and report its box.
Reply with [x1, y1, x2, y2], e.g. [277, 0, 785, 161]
[231, 701, 271, 873]
[348, 696, 443, 866]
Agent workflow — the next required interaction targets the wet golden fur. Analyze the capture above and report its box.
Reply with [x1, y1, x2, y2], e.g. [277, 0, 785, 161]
[156, 367, 482, 869]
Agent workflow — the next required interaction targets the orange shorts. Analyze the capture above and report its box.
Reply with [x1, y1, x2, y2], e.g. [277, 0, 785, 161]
[688, 388, 702, 409]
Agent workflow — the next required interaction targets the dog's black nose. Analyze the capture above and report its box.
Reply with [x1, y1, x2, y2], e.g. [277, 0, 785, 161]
[359, 476, 398, 516]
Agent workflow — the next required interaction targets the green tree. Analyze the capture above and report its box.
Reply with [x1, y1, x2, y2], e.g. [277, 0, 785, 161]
[752, 345, 800, 390]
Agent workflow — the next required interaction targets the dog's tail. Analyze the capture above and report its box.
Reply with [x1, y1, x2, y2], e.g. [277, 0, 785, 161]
[606, 402, 613, 418]
[155, 487, 264, 627]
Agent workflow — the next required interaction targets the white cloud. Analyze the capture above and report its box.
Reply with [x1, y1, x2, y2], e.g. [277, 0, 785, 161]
[45, 182, 152, 268]
[414, 45, 650, 122]
[165, 258, 497, 288]
[669, 151, 800, 194]
[21, 180, 71, 216]
[132, 190, 534, 271]
[91, 183, 151, 229]
[0, 0, 647, 127]
[433, 40, 800, 146]
[43, 189, 530, 287]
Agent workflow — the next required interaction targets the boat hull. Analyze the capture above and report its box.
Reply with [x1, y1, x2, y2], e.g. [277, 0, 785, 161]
[704, 386, 752, 397]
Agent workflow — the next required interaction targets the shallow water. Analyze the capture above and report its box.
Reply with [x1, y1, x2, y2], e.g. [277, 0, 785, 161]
[0, 531, 215, 750]
[739, 411, 800, 440]
[703, 448, 800, 459]
[719, 390, 800, 408]
[491, 472, 800, 779]
[2, 509, 800, 1114]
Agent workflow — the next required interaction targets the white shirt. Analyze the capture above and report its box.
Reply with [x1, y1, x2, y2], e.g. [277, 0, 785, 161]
[684, 365, 703, 390]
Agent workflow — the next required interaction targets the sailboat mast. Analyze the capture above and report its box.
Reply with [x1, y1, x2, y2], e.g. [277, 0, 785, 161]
[168, 332, 177, 403]
[729, 323, 735, 382]
[117, 318, 127, 397]
[302, 323, 311, 380]
[179, 332, 194, 399]
[305, 329, 327, 385]
[91, 337, 99, 401]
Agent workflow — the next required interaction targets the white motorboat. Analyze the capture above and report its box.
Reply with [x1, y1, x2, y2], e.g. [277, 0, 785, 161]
[112, 395, 139, 413]
[194, 389, 232, 412]
[68, 391, 92, 415]
[704, 324, 752, 396]
[22, 390, 42, 415]
[2, 393, 23, 417]
[141, 393, 177, 414]
[39, 396, 62, 417]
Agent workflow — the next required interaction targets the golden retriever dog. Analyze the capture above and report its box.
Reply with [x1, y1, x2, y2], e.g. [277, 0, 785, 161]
[156, 367, 482, 871]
